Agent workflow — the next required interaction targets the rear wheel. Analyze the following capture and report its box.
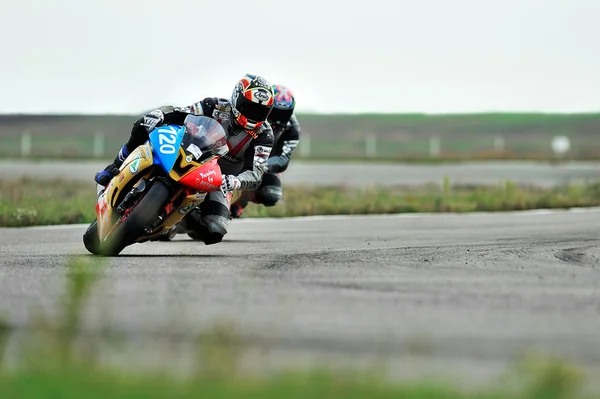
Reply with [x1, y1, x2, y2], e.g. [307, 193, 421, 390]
[154, 225, 181, 241]
[181, 209, 206, 241]
[98, 180, 172, 256]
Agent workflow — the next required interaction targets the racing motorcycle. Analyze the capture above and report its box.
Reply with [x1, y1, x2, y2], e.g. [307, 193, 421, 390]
[83, 115, 228, 256]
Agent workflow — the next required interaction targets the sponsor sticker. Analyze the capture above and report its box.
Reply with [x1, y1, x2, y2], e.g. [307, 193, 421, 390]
[195, 169, 217, 184]
[222, 154, 241, 163]
[129, 156, 141, 173]
[254, 89, 270, 102]
[178, 203, 197, 214]
[186, 143, 202, 160]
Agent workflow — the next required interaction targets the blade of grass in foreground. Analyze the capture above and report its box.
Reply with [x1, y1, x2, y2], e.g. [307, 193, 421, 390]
[0, 254, 596, 399]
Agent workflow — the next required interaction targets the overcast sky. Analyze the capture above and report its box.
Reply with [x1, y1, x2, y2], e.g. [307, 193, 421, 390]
[1, 0, 599, 114]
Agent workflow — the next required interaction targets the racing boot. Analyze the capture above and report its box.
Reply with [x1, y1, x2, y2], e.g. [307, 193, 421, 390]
[229, 202, 245, 219]
[229, 192, 251, 219]
[94, 144, 130, 186]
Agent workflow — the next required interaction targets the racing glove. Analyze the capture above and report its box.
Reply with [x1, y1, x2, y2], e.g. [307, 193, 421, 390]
[140, 109, 165, 132]
[220, 175, 241, 195]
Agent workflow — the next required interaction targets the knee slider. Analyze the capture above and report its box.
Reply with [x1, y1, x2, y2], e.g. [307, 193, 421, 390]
[203, 232, 223, 245]
[198, 214, 228, 245]
[202, 214, 229, 236]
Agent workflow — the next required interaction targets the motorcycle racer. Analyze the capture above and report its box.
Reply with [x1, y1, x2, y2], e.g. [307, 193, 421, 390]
[230, 84, 300, 218]
[94, 73, 275, 245]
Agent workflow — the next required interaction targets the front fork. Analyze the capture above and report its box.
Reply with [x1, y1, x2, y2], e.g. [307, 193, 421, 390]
[116, 179, 149, 214]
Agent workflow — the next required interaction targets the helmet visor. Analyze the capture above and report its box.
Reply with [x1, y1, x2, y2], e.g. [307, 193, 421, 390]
[268, 107, 293, 126]
[236, 97, 272, 123]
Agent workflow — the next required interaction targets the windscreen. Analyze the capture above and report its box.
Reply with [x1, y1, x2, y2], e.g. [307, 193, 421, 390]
[180, 115, 229, 162]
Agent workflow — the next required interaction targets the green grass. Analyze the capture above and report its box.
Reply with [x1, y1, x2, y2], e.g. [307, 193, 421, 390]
[0, 366, 590, 399]
[2, 177, 600, 227]
[0, 177, 93, 226]
[0, 256, 597, 398]
[241, 179, 600, 217]
[2, 112, 600, 160]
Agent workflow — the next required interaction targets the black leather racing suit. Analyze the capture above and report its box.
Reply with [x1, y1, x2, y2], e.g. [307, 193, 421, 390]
[247, 114, 301, 206]
[126, 98, 274, 190]
[124, 98, 274, 243]
[266, 114, 301, 174]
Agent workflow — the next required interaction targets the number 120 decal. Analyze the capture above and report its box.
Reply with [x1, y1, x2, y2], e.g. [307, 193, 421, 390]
[156, 126, 179, 154]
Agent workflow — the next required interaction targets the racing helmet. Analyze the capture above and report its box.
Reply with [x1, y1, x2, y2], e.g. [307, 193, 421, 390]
[268, 84, 296, 128]
[230, 74, 275, 131]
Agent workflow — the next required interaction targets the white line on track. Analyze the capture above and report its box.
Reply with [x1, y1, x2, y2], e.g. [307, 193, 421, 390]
[16, 224, 90, 230]
[10, 206, 600, 230]
[234, 206, 600, 222]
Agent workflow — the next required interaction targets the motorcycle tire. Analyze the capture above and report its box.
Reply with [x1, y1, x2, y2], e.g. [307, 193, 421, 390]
[96, 180, 171, 256]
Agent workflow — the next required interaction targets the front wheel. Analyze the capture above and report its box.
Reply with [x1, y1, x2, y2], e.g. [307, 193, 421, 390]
[97, 180, 172, 256]
[83, 220, 101, 255]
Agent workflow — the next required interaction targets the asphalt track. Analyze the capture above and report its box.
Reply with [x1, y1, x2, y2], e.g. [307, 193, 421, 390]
[2, 210, 600, 385]
[0, 159, 599, 187]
